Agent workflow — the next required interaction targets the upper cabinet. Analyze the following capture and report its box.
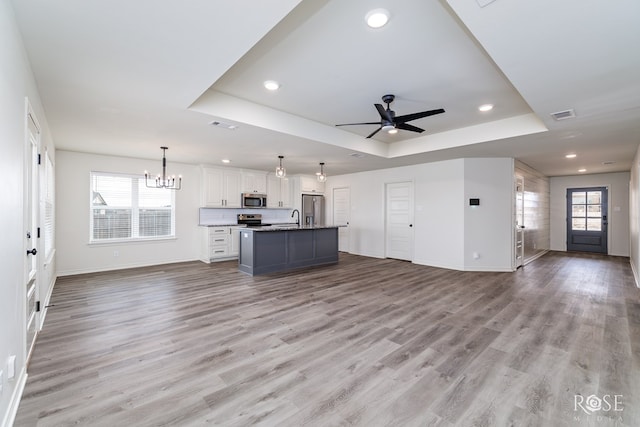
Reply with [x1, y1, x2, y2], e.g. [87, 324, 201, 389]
[267, 175, 292, 208]
[299, 175, 325, 194]
[241, 170, 267, 194]
[201, 167, 241, 207]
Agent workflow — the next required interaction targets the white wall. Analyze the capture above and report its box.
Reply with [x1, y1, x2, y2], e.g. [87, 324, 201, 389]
[629, 146, 639, 286]
[550, 172, 630, 256]
[0, 0, 55, 424]
[325, 157, 514, 271]
[464, 158, 514, 271]
[56, 151, 201, 275]
[415, 159, 465, 270]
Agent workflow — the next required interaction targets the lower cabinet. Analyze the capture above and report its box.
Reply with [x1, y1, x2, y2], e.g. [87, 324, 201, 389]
[201, 226, 242, 262]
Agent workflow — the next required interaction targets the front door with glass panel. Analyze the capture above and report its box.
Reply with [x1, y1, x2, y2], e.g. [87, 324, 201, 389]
[566, 187, 608, 253]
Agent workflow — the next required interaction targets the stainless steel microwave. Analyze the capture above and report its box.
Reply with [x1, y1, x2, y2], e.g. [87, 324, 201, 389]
[241, 193, 267, 208]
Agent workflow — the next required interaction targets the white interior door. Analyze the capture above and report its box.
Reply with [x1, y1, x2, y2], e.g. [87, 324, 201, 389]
[25, 110, 40, 360]
[515, 175, 524, 268]
[385, 182, 414, 261]
[333, 187, 350, 252]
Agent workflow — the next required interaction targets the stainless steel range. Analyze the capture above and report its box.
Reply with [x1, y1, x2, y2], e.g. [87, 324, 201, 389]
[237, 213, 271, 227]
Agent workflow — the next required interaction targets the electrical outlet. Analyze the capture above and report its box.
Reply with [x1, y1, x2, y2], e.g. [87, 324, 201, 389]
[113, 250, 119, 257]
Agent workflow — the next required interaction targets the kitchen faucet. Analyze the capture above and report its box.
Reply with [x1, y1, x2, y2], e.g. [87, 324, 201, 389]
[291, 209, 300, 226]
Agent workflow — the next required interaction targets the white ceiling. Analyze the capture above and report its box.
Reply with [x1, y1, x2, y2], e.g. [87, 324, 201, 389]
[10, 0, 640, 177]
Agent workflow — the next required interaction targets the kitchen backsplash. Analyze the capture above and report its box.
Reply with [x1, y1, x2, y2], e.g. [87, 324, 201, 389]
[199, 208, 293, 225]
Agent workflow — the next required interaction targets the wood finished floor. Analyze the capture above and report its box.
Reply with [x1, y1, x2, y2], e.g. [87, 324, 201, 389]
[15, 252, 640, 427]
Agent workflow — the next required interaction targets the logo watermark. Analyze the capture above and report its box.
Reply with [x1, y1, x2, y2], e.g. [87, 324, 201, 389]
[573, 394, 623, 423]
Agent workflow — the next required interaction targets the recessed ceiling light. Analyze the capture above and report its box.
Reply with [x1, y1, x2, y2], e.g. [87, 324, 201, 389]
[565, 154, 577, 159]
[263, 80, 280, 91]
[578, 168, 587, 173]
[478, 104, 494, 112]
[365, 9, 390, 28]
[221, 159, 231, 164]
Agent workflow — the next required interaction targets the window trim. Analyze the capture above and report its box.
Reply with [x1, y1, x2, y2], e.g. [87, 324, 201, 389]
[89, 171, 176, 243]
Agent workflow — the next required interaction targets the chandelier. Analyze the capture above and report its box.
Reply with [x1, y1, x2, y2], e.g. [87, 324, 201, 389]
[145, 146, 182, 190]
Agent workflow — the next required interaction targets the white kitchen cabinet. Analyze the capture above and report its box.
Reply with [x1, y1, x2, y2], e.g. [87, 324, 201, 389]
[201, 167, 241, 207]
[241, 170, 267, 194]
[299, 175, 325, 194]
[202, 226, 242, 262]
[267, 175, 292, 208]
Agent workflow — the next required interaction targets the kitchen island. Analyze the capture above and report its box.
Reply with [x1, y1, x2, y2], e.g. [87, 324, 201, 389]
[238, 225, 339, 276]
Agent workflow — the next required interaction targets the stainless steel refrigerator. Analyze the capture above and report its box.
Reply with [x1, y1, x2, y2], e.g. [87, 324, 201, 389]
[301, 194, 325, 227]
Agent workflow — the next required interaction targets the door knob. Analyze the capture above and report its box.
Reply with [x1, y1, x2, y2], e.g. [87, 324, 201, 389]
[27, 248, 37, 256]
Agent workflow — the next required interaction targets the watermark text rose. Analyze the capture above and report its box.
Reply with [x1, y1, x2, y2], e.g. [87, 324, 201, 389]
[574, 394, 623, 415]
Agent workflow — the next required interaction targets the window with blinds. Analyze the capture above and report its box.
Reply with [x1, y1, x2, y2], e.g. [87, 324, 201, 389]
[90, 172, 175, 242]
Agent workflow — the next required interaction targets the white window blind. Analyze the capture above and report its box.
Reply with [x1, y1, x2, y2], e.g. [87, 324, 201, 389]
[44, 153, 55, 258]
[90, 172, 175, 242]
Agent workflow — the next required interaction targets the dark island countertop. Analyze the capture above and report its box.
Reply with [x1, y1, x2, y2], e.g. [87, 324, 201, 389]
[245, 224, 342, 232]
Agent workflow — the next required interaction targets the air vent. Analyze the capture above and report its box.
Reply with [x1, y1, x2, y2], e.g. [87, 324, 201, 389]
[602, 161, 616, 165]
[210, 120, 238, 130]
[550, 109, 576, 121]
[349, 153, 365, 158]
[476, 0, 497, 7]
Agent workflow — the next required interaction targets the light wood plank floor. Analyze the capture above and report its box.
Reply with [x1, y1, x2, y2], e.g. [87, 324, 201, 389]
[15, 252, 640, 426]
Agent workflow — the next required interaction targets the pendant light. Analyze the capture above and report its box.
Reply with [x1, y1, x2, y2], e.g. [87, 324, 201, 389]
[316, 162, 327, 182]
[144, 146, 182, 190]
[276, 155, 286, 178]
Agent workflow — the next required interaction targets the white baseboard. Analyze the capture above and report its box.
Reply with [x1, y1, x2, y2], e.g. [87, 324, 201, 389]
[523, 249, 549, 266]
[1, 368, 27, 427]
[412, 258, 464, 271]
[631, 259, 640, 289]
[57, 257, 200, 277]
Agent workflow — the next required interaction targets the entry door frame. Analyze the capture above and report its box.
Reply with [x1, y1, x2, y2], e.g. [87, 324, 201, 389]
[566, 186, 609, 254]
[24, 100, 41, 362]
[514, 175, 524, 268]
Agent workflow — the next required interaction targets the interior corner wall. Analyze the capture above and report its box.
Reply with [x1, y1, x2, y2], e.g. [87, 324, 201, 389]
[550, 172, 630, 257]
[463, 158, 514, 271]
[56, 151, 201, 275]
[630, 145, 640, 286]
[0, 0, 55, 424]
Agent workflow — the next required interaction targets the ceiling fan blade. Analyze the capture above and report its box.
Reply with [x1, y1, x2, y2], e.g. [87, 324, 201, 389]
[366, 127, 382, 138]
[396, 123, 425, 133]
[375, 103, 393, 122]
[335, 121, 381, 127]
[395, 108, 445, 123]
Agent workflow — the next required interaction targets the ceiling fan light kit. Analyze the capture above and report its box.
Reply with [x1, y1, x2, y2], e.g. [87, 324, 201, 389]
[335, 94, 445, 139]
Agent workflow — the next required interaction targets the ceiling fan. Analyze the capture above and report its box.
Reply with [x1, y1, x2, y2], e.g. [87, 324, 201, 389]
[335, 94, 445, 138]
